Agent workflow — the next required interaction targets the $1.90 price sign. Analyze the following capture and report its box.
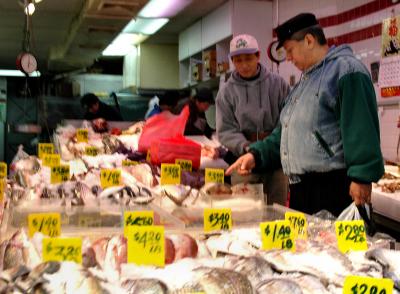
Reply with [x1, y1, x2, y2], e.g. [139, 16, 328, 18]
[0, 162, 7, 179]
[335, 220, 368, 253]
[204, 208, 232, 232]
[76, 129, 89, 143]
[42, 154, 61, 167]
[51, 165, 70, 184]
[28, 213, 61, 238]
[160, 164, 181, 185]
[100, 169, 121, 188]
[260, 220, 296, 252]
[124, 211, 154, 236]
[122, 160, 139, 167]
[205, 168, 224, 184]
[343, 276, 394, 294]
[42, 237, 82, 264]
[85, 146, 99, 156]
[127, 226, 164, 267]
[175, 159, 192, 172]
[38, 143, 54, 159]
[285, 212, 308, 240]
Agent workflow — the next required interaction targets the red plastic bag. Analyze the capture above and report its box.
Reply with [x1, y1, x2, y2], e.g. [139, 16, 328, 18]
[138, 106, 189, 152]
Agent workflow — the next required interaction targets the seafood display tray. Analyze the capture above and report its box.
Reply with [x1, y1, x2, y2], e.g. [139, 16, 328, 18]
[372, 188, 400, 222]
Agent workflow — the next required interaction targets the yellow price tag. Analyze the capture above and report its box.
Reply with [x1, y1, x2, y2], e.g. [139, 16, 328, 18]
[343, 276, 394, 294]
[42, 238, 82, 264]
[122, 160, 139, 167]
[260, 220, 296, 252]
[160, 164, 181, 185]
[0, 179, 5, 203]
[146, 150, 151, 162]
[28, 213, 61, 237]
[126, 226, 164, 267]
[42, 154, 61, 167]
[205, 168, 224, 184]
[38, 143, 54, 159]
[0, 162, 7, 179]
[85, 146, 99, 156]
[100, 169, 121, 188]
[204, 208, 232, 232]
[175, 159, 192, 172]
[335, 220, 368, 253]
[285, 212, 308, 240]
[124, 211, 154, 236]
[76, 129, 89, 143]
[50, 164, 70, 184]
[78, 216, 102, 227]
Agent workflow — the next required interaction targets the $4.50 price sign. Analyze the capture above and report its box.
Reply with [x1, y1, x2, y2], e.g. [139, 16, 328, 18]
[42, 237, 82, 264]
[343, 276, 394, 294]
[335, 220, 368, 253]
[205, 168, 224, 184]
[38, 143, 54, 159]
[51, 165, 70, 184]
[28, 213, 61, 238]
[175, 159, 192, 172]
[124, 211, 154, 236]
[0, 162, 7, 179]
[204, 208, 232, 232]
[100, 169, 121, 188]
[285, 212, 308, 240]
[127, 226, 164, 267]
[160, 164, 181, 185]
[76, 129, 89, 143]
[42, 154, 61, 167]
[260, 220, 296, 252]
[85, 146, 99, 156]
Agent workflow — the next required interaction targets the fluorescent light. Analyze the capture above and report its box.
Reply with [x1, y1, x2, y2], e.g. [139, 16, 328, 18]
[102, 33, 147, 56]
[123, 18, 169, 35]
[0, 70, 40, 77]
[24, 3, 35, 15]
[139, 0, 192, 18]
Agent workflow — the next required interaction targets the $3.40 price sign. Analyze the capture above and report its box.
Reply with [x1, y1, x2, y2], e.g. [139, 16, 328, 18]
[285, 212, 308, 240]
[28, 213, 61, 237]
[160, 164, 181, 185]
[42, 237, 82, 264]
[122, 160, 139, 167]
[38, 143, 54, 159]
[205, 168, 224, 184]
[204, 208, 232, 232]
[175, 159, 192, 172]
[260, 220, 296, 252]
[343, 276, 394, 294]
[51, 165, 70, 184]
[100, 169, 121, 188]
[42, 154, 61, 167]
[76, 129, 88, 142]
[85, 146, 99, 156]
[127, 226, 164, 267]
[124, 211, 154, 236]
[335, 220, 368, 253]
[0, 162, 7, 179]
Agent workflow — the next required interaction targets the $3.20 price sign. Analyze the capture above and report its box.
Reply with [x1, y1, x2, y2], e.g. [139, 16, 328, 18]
[175, 159, 192, 172]
[124, 211, 154, 236]
[42, 237, 82, 264]
[85, 146, 99, 156]
[38, 143, 54, 159]
[285, 212, 308, 240]
[28, 213, 61, 237]
[204, 208, 232, 232]
[205, 168, 224, 184]
[343, 276, 394, 294]
[76, 129, 88, 142]
[127, 226, 164, 267]
[42, 154, 61, 167]
[335, 220, 368, 253]
[160, 164, 181, 185]
[100, 169, 121, 188]
[51, 165, 70, 184]
[260, 220, 296, 252]
[0, 162, 7, 179]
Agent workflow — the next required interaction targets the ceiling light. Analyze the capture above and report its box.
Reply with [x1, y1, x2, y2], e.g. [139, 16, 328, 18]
[123, 18, 169, 35]
[102, 33, 148, 56]
[0, 69, 40, 77]
[34, 0, 42, 3]
[24, 2, 35, 15]
[139, 0, 192, 18]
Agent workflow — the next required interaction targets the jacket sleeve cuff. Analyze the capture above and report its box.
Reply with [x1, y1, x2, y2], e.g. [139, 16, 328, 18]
[248, 148, 261, 170]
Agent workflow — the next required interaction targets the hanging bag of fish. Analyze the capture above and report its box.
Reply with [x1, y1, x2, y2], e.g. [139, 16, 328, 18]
[338, 202, 377, 236]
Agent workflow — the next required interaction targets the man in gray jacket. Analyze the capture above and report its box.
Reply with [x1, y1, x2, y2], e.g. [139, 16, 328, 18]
[216, 34, 290, 205]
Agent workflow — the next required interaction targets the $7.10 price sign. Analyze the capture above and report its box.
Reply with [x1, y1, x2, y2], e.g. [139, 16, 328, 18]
[76, 129, 88, 142]
[260, 220, 296, 252]
[28, 213, 61, 238]
[124, 211, 154, 236]
[175, 159, 192, 172]
[126, 226, 164, 267]
[0, 162, 7, 178]
[285, 212, 308, 240]
[100, 169, 121, 188]
[160, 164, 181, 185]
[38, 143, 54, 159]
[51, 165, 70, 184]
[343, 276, 394, 294]
[205, 168, 224, 184]
[42, 237, 82, 264]
[335, 220, 368, 253]
[204, 208, 232, 232]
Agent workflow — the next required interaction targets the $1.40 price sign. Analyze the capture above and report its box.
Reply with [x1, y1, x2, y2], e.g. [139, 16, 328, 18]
[204, 208, 232, 232]
[100, 169, 121, 188]
[335, 220, 368, 253]
[42, 237, 82, 264]
[28, 213, 61, 237]
[127, 226, 164, 267]
[85, 146, 99, 156]
[285, 212, 308, 240]
[175, 159, 192, 172]
[160, 164, 181, 185]
[343, 276, 394, 294]
[0, 162, 7, 179]
[260, 220, 296, 252]
[122, 160, 139, 167]
[205, 168, 224, 184]
[42, 154, 61, 167]
[124, 211, 154, 236]
[38, 143, 54, 159]
[51, 165, 70, 184]
[76, 129, 88, 143]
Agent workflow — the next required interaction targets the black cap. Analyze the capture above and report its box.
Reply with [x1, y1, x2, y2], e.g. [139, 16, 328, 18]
[275, 13, 319, 49]
[194, 88, 214, 104]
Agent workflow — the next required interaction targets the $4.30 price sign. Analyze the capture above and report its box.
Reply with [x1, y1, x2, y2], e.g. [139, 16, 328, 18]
[175, 159, 192, 172]
[160, 164, 181, 185]
[124, 211, 154, 236]
[28, 213, 61, 238]
[76, 129, 89, 142]
[127, 226, 165, 267]
[100, 169, 121, 188]
[343, 276, 394, 294]
[85, 146, 99, 156]
[42, 237, 82, 264]
[38, 143, 54, 159]
[51, 165, 70, 184]
[204, 208, 232, 232]
[285, 212, 308, 240]
[335, 220, 368, 253]
[42, 154, 61, 167]
[205, 168, 224, 184]
[0, 162, 7, 179]
[260, 220, 296, 252]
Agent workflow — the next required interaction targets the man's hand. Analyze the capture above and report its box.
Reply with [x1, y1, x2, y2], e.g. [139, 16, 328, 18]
[225, 153, 256, 176]
[349, 181, 372, 205]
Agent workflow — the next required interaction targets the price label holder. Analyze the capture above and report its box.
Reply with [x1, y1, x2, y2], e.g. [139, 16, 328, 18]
[0, 179, 5, 203]
[285, 212, 308, 240]
[28, 213, 61, 237]
[335, 220, 368, 253]
[100, 169, 121, 189]
[42, 154, 61, 167]
[205, 168, 224, 184]
[343, 276, 393, 294]
[204, 208, 232, 232]
[76, 129, 89, 143]
[0, 162, 7, 179]
[175, 159, 192, 172]
[85, 146, 99, 156]
[124, 211, 154, 236]
[51, 164, 70, 184]
[122, 160, 139, 167]
[38, 143, 54, 159]
[126, 226, 164, 267]
[260, 220, 296, 252]
[160, 164, 181, 185]
[42, 237, 82, 264]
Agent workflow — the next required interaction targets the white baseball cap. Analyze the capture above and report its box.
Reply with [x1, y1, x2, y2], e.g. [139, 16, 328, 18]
[229, 34, 260, 58]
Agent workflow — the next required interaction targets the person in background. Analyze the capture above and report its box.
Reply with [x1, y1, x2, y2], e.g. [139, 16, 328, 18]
[80, 92, 123, 121]
[146, 90, 180, 119]
[216, 33, 290, 205]
[226, 13, 384, 216]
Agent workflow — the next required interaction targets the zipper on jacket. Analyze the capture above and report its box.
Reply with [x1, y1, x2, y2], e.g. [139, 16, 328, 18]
[314, 131, 334, 157]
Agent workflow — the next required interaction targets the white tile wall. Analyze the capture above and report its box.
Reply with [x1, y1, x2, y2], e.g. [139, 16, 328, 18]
[379, 106, 400, 160]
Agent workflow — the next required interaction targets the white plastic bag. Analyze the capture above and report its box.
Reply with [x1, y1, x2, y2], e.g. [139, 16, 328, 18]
[9, 144, 29, 176]
[338, 202, 362, 220]
[338, 201, 375, 236]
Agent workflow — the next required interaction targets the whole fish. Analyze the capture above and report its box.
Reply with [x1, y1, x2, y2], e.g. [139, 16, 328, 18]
[366, 248, 400, 290]
[121, 278, 168, 294]
[256, 278, 303, 294]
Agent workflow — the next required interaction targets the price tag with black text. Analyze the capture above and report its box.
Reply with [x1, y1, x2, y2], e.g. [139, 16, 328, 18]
[42, 237, 82, 264]
[124, 211, 154, 236]
[76, 129, 88, 142]
[122, 160, 139, 167]
[204, 208, 232, 232]
[0, 179, 5, 203]
[28, 213, 61, 237]
[38, 143, 54, 159]
[205, 168, 224, 184]
[160, 164, 181, 185]
[343, 276, 393, 294]
[42, 154, 61, 167]
[175, 159, 192, 172]
[285, 212, 308, 239]
[260, 220, 296, 251]
[51, 164, 70, 184]
[335, 220, 368, 253]
[0, 162, 7, 179]
[100, 169, 121, 188]
[85, 146, 99, 156]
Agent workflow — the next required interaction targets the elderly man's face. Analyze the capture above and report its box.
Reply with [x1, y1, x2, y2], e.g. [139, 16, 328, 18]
[283, 39, 309, 71]
[232, 53, 259, 78]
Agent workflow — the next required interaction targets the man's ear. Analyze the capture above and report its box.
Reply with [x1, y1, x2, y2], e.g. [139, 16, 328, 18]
[304, 33, 316, 49]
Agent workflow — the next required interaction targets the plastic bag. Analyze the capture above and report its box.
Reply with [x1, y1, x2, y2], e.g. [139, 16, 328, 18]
[338, 202, 377, 236]
[9, 145, 29, 176]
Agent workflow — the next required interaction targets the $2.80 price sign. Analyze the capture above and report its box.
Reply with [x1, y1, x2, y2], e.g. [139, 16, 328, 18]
[285, 212, 308, 239]
[76, 129, 88, 142]
[160, 164, 181, 185]
[100, 169, 121, 188]
[127, 226, 164, 267]
[28, 213, 61, 237]
[260, 220, 296, 251]
[205, 168, 224, 184]
[42, 237, 82, 264]
[51, 165, 70, 184]
[335, 220, 368, 253]
[204, 208, 232, 232]
[38, 143, 54, 159]
[124, 211, 154, 236]
[343, 276, 394, 294]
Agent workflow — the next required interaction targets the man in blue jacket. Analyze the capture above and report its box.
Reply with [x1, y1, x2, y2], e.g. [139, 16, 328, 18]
[226, 13, 384, 216]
